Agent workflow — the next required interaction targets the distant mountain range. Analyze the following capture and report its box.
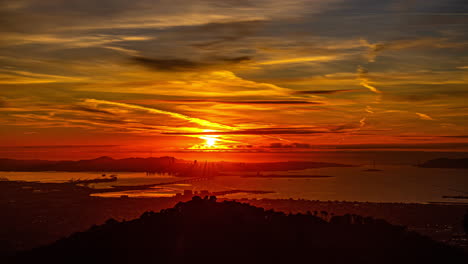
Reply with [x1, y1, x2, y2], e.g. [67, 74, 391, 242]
[0, 156, 354, 173]
[418, 158, 468, 169]
[0, 156, 178, 172]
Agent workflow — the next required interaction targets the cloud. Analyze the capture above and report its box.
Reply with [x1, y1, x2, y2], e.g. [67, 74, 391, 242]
[416, 113, 435, 121]
[220, 56, 252, 64]
[385, 94, 440, 102]
[0, 145, 120, 149]
[0, 70, 84, 84]
[257, 55, 338, 65]
[264, 142, 311, 148]
[132, 57, 204, 71]
[84, 99, 236, 130]
[397, 135, 468, 139]
[319, 142, 468, 150]
[0, 33, 153, 48]
[162, 128, 338, 135]
[362, 38, 467, 63]
[7, 110, 195, 136]
[103, 46, 140, 56]
[357, 66, 381, 94]
[69, 105, 116, 115]
[126, 99, 321, 105]
[295, 89, 358, 95]
[76, 70, 290, 97]
[359, 117, 366, 128]
[201, 100, 320, 105]
[132, 56, 251, 71]
[190, 20, 265, 49]
[0, 0, 337, 33]
[439, 135, 468, 138]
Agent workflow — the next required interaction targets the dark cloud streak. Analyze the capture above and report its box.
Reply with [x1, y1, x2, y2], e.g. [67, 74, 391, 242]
[264, 142, 312, 148]
[0, 145, 120, 149]
[69, 106, 116, 115]
[0, 98, 6, 108]
[163, 128, 339, 135]
[132, 55, 251, 71]
[295, 89, 358, 95]
[151, 99, 321, 105]
[321, 142, 468, 150]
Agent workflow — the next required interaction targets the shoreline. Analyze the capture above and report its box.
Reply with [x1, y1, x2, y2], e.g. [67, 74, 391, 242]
[1, 179, 467, 256]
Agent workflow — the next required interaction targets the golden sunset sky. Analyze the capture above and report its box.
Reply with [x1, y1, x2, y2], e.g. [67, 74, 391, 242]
[1, 0, 467, 158]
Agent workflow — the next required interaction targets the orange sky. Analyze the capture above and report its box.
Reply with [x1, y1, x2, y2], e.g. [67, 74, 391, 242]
[0, 0, 468, 159]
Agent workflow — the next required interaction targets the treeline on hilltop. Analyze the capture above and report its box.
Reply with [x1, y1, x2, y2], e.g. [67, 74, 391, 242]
[12, 197, 467, 264]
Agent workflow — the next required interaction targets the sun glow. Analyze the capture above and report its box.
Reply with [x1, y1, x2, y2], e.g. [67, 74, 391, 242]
[204, 136, 217, 147]
[187, 133, 243, 150]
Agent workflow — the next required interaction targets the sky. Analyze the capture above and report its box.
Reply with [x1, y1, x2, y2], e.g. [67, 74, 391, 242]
[1, 0, 468, 159]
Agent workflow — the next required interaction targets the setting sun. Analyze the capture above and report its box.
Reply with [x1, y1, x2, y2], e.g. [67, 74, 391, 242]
[204, 136, 217, 148]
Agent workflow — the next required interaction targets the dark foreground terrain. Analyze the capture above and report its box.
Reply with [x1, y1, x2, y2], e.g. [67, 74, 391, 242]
[1, 179, 468, 258]
[10, 197, 468, 264]
[418, 158, 468, 169]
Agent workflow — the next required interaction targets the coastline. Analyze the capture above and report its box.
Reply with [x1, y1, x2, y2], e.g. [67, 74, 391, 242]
[1, 179, 467, 256]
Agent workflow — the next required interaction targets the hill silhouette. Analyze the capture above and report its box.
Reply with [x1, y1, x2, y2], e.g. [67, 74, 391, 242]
[0, 156, 353, 174]
[11, 197, 467, 264]
[0, 156, 177, 172]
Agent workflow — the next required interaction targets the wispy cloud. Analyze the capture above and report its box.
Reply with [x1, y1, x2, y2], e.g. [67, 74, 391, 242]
[1, 33, 153, 47]
[257, 55, 338, 65]
[357, 66, 381, 94]
[121, 99, 321, 105]
[0, 70, 84, 84]
[294, 89, 358, 95]
[362, 38, 467, 63]
[416, 113, 435, 121]
[262, 142, 312, 149]
[162, 128, 338, 135]
[84, 99, 237, 130]
[132, 56, 251, 72]
[0, 145, 120, 149]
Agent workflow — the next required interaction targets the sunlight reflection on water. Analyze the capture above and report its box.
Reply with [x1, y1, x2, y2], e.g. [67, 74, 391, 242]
[1, 165, 467, 203]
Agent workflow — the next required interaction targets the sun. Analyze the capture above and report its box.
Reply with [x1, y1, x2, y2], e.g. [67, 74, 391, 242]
[205, 136, 217, 147]
[187, 133, 226, 150]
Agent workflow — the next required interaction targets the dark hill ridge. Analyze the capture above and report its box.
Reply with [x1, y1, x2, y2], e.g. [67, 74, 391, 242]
[0, 156, 179, 172]
[0, 156, 353, 173]
[418, 158, 468, 169]
[12, 197, 467, 264]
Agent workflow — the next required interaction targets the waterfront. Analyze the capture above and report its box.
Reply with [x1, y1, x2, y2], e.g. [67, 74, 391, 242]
[1, 164, 467, 203]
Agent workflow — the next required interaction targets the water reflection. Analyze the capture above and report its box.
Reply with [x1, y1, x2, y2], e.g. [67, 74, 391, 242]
[2, 164, 467, 203]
